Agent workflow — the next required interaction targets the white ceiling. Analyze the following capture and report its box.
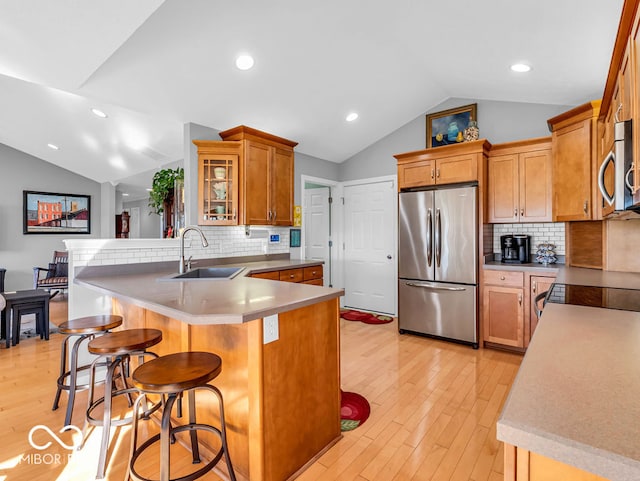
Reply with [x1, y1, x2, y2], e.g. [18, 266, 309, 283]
[0, 0, 625, 200]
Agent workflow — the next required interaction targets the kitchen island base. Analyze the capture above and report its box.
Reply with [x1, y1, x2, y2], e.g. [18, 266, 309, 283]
[113, 297, 341, 481]
[505, 444, 609, 481]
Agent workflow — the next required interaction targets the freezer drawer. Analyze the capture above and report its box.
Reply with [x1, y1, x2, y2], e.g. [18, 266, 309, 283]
[398, 279, 477, 345]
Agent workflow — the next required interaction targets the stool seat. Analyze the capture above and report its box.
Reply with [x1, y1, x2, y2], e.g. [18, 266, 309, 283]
[59, 314, 123, 334]
[88, 328, 163, 355]
[132, 352, 222, 393]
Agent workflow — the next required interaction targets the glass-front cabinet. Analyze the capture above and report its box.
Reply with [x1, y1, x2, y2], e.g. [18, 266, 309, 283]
[194, 140, 241, 225]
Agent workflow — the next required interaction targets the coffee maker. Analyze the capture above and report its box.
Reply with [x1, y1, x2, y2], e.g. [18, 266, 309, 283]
[501, 235, 531, 264]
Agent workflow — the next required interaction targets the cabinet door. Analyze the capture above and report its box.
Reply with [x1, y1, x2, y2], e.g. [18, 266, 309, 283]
[552, 119, 593, 221]
[244, 141, 270, 225]
[398, 160, 435, 189]
[520, 149, 552, 222]
[483, 285, 524, 347]
[198, 153, 239, 225]
[487, 153, 519, 223]
[528, 275, 555, 344]
[271, 147, 294, 226]
[435, 154, 478, 184]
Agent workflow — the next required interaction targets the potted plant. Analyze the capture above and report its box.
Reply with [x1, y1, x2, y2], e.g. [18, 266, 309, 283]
[148, 167, 184, 215]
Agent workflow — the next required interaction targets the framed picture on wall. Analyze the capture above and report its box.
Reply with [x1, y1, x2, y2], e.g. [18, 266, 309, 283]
[426, 103, 477, 148]
[23, 190, 91, 234]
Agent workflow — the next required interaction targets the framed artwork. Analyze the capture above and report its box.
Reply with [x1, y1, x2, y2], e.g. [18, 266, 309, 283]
[23, 190, 91, 234]
[426, 103, 477, 148]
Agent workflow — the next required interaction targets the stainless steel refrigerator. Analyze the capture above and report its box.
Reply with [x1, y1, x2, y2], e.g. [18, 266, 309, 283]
[398, 185, 478, 348]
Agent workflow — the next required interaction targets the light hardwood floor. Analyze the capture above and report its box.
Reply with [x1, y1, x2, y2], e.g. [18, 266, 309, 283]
[0, 298, 522, 481]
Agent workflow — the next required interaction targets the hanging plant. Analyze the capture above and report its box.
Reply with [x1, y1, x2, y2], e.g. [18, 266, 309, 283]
[148, 167, 184, 215]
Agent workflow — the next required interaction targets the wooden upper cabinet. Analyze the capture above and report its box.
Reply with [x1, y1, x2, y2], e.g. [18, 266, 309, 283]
[219, 126, 297, 226]
[193, 140, 241, 226]
[395, 140, 491, 190]
[548, 101, 601, 221]
[487, 138, 552, 223]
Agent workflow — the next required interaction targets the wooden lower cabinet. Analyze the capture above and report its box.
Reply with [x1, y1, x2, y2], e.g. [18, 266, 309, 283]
[483, 270, 525, 348]
[528, 275, 555, 345]
[504, 444, 609, 481]
[483, 269, 556, 350]
[250, 264, 323, 286]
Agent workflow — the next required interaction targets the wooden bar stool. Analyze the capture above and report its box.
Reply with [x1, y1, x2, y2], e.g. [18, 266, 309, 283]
[52, 315, 123, 426]
[127, 351, 236, 481]
[84, 328, 163, 480]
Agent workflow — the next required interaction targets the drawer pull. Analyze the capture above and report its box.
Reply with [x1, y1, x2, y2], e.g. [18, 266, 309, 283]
[290, 274, 294, 278]
[500, 276, 505, 280]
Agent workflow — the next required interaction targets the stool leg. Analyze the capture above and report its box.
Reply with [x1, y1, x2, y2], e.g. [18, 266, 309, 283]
[204, 385, 237, 481]
[188, 390, 201, 464]
[52, 335, 71, 412]
[12, 307, 19, 346]
[64, 334, 86, 426]
[161, 393, 179, 481]
[126, 392, 147, 481]
[96, 356, 121, 479]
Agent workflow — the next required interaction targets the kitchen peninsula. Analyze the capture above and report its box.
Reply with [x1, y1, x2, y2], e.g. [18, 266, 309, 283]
[68, 240, 344, 481]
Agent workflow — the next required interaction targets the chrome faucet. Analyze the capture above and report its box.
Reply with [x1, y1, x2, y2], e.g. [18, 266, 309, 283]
[179, 226, 209, 273]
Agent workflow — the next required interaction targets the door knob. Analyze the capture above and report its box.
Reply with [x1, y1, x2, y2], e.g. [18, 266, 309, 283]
[387, 255, 392, 259]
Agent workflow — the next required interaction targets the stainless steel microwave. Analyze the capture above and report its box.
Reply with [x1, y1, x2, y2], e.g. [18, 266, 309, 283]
[598, 119, 640, 215]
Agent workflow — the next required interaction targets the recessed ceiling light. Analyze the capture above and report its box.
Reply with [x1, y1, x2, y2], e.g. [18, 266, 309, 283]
[122, 193, 129, 197]
[91, 108, 108, 118]
[236, 54, 255, 70]
[510, 63, 531, 73]
[346, 112, 359, 122]
[47, 143, 59, 150]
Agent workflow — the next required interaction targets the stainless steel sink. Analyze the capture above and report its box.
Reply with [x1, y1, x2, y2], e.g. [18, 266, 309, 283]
[160, 266, 245, 281]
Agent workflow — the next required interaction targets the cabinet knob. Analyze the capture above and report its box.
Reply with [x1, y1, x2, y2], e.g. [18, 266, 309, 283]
[583, 200, 589, 214]
[436, 168, 440, 179]
[431, 169, 435, 180]
[520, 209, 524, 216]
[532, 281, 536, 293]
[518, 294, 522, 305]
[500, 276, 505, 280]
[290, 274, 294, 278]
[514, 208, 518, 217]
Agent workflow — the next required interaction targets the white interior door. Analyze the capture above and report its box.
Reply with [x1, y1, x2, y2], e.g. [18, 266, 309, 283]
[343, 178, 396, 315]
[129, 207, 140, 239]
[304, 187, 330, 286]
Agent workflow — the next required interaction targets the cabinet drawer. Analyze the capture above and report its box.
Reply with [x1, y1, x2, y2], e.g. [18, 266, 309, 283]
[484, 270, 524, 287]
[251, 271, 280, 280]
[303, 265, 323, 281]
[279, 268, 304, 283]
[303, 278, 323, 286]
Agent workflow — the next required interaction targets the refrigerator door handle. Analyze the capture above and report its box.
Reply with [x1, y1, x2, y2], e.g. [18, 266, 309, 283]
[426, 208, 433, 267]
[406, 282, 466, 292]
[435, 208, 441, 267]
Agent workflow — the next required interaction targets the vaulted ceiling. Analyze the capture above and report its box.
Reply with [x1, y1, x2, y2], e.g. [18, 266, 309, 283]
[0, 0, 625, 199]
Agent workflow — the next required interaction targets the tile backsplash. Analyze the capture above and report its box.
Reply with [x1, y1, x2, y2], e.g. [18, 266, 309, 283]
[493, 223, 565, 255]
[69, 226, 291, 267]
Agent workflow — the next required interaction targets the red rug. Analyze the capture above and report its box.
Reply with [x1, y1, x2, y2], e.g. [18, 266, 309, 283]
[340, 309, 393, 324]
[341, 390, 371, 431]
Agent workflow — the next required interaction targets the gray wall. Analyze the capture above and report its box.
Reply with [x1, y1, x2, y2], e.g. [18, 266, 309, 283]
[338, 97, 573, 181]
[184, 122, 221, 225]
[123, 197, 161, 238]
[294, 152, 340, 205]
[0, 143, 102, 290]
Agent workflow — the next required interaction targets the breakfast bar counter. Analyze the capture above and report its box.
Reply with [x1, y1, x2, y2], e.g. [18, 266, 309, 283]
[75, 260, 344, 481]
[497, 302, 640, 481]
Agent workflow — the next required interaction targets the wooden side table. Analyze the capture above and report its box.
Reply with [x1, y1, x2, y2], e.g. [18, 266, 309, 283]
[0, 289, 50, 348]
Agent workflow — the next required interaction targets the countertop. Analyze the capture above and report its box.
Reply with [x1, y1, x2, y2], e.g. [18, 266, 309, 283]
[497, 303, 640, 481]
[75, 258, 343, 325]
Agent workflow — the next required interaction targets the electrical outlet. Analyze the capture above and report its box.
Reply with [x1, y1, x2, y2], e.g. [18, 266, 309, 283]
[263, 314, 279, 344]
